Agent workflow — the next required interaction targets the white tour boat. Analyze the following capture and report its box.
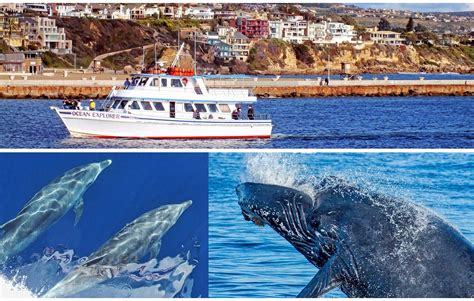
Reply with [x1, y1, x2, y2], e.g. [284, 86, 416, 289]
[50, 71, 272, 139]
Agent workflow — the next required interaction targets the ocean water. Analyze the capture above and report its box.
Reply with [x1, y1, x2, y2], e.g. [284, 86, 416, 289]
[0, 96, 472, 148]
[0, 153, 208, 297]
[208, 153, 474, 298]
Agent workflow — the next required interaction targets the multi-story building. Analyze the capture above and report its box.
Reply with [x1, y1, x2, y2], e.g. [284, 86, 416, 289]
[0, 51, 42, 73]
[51, 3, 77, 17]
[0, 13, 28, 48]
[21, 16, 72, 54]
[213, 40, 232, 61]
[0, 3, 25, 14]
[269, 16, 356, 44]
[228, 31, 250, 61]
[237, 18, 269, 39]
[326, 22, 355, 44]
[131, 4, 145, 19]
[214, 10, 236, 20]
[184, 7, 214, 20]
[110, 5, 131, 20]
[369, 31, 405, 45]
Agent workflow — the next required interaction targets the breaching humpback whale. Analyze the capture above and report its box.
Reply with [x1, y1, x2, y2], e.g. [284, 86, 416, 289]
[236, 178, 474, 298]
[43, 200, 192, 298]
[0, 160, 112, 265]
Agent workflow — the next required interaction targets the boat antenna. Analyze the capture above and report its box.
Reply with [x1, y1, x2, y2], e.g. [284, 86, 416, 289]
[177, 28, 180, 68]
[142, 46, 145, 70]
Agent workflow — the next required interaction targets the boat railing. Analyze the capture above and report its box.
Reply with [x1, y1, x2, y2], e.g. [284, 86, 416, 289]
[237, 114, 271, 121]
[208, 88, 252, 98]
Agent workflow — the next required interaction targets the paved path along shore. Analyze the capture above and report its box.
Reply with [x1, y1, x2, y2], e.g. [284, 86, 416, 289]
[0, 77, 472, 99]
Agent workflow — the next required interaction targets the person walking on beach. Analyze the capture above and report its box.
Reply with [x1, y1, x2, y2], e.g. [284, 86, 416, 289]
[89, 99, 96, 111]
[247, 105, 254, 120]
[124, 78, 130, 89]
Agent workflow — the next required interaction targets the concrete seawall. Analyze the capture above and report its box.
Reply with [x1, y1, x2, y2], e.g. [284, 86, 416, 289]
[0, 79, 472, 99]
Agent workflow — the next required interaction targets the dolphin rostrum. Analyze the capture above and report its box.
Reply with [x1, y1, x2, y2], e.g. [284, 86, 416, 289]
[0, 160, 112, 265]
[43, 200, 192, 298]
[237, 177, 474, 298]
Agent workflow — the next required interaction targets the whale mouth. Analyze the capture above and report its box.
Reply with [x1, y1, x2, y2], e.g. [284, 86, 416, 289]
[241, 209, 265, 227]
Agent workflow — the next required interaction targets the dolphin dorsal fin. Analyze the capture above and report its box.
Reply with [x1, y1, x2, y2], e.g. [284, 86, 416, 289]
[74, 198, 84, 226]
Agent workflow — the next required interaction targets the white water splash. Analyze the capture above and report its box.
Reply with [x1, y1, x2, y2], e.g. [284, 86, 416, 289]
[242, 153, 317, 200]
[1, 246, 198, 298]
[0, 275, 35, 298]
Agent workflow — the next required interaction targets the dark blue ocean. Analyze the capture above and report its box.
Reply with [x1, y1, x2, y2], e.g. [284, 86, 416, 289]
[0, 153, 208, 297]
[0, 96, 473, 148]
[208, 153, 474, 298]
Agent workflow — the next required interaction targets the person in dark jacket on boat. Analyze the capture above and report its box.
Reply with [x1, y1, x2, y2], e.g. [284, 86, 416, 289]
[124, 78, 130, 89]
[193, 109, 201, 120]
[232, 108, 239, 120]
[247, 105, 254, 120]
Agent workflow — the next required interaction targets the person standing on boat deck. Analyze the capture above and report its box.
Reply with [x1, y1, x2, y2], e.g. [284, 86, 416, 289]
[76, 99, 82, 110]
[247, 105, 254, 120]
[232, 108, 239, 120]
[89, 99, 96, 111]
[124, 78, 130, 89]
[193, 109, 201, 120]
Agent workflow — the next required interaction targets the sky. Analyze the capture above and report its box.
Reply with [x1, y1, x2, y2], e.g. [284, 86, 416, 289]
[356, 3, 474, 12]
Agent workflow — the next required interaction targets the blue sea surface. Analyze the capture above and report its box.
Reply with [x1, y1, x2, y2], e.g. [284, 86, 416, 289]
[0, 96, 472, 148]
[208, 153, 474, 298]
[0, 153, 208, 297]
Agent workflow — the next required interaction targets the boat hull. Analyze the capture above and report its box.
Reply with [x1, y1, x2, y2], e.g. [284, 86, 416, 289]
[51, 107, 272, 139]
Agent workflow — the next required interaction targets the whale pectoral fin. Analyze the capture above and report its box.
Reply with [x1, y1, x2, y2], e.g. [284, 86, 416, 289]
[74, 198, 84, 226]
[149, 240, 161, 260]
[297, 257, 342, 298]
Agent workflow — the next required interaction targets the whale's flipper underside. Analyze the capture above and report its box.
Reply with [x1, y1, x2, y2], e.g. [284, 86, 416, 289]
[149, 240, 161, 260]
[74, 198, 84, 226]
[297, 257, 343, 298]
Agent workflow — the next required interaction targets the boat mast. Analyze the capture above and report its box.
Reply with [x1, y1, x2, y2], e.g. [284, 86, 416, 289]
[171, 42, 185, 68]
[194, 28, 197, 75]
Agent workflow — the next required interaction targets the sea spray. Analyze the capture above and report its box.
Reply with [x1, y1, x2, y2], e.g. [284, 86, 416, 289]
[242, 153, 317, 201]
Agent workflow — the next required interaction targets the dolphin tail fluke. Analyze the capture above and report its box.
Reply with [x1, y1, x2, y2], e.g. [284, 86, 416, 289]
[74, 198, 84, 226]
[149, 240, 162, 260]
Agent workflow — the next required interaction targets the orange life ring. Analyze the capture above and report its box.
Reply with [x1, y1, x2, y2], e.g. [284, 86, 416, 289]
[182, 77, 188, 86]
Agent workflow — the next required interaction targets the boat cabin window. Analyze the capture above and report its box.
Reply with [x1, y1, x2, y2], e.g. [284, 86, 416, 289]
[194, 86, 202, 94]
[130, 101, 140, 110]
[219, 104, 231, 113]
[138, 77, 148, 86]
[207, 104, 218, 113]
[161, 78, 167, 87]
[119, 100, 129, 109]
[111, 99, 122, 109]
[141, 101, 153, 110]
[184, 103, 194, 112]
[195, 103, 207, 112]
[153, 102, 165, 111]
[171, 79, 183, 88]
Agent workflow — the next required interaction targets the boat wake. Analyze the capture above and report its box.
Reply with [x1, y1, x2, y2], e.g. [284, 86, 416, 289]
[0, 242, 200, 298]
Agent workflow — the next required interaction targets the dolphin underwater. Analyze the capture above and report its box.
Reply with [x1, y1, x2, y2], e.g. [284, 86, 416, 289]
[0, 160, 112, 265]
[43, 200, 192, 298]
[236, 177, 474, 298]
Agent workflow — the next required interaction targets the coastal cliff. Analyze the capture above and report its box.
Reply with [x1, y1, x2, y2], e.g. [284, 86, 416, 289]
[244, 39, 474, 75]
